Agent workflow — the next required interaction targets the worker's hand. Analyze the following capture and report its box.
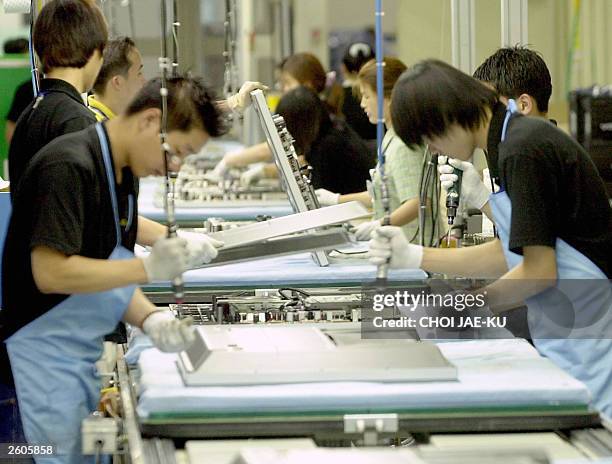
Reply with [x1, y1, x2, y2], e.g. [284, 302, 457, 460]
[240, 163, 266, 186]
[354, 219, 381, 241]
[438, 156, 490, 210]
[142, 311, 196, 352]
[203, 159, 229, 183]
[177, 230, 224, 267]
[227, 81, 269, 112]
[315, 188, 340, 206]
[368, 226, 423, 269]
[141, 237, 189, 282]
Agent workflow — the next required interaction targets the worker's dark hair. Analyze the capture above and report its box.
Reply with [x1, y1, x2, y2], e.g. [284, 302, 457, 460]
[126, 76, 226, 137]
[357, 56, 407, 98]
[473, 45, 552, 113]
[93, 37, 136, 95]
[280, 52, 327, 94]
[3, 38, 29, 54]
[391, 59, 498, 148]
[342, 42, 373, 74]
[276, 85, 331, 157]
[34, 0, 108, 73]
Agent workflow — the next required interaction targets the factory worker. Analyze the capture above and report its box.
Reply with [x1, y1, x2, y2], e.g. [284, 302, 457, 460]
[8, 0, 107, 191]
[439, 45, 555, 220]
[5, 0, 263, 316]
[1, 76, 226, 463]
[87, 36, 146, 122]
[2, 0, 109, 446]
[338, 42, 377, 143]
[369, 59, 612, 417]
[316, 57, 434, 243]
[209, 52, 337, 182]
[272, 85, 374, 194]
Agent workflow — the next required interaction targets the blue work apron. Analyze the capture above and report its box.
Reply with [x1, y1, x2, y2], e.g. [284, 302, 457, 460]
[488, 101, 612, 418]
[6, 123, 136, 463]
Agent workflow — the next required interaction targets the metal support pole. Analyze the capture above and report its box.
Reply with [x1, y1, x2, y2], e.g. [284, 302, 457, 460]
[450, 0, 476, 74]
[501, 0, 528, 47]
[279, 0, 294, 58]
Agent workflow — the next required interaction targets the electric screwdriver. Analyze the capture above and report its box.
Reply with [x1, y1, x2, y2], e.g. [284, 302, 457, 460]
[445, 165, 463, 247]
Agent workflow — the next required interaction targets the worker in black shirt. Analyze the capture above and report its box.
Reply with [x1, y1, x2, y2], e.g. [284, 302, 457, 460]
[339, 42, 377, 143]
[275, 85, 375, 194]
[87, 36, 146, 122]
[369, 59, 612, 417]
[1, 0, 107, 447]
[6, 0, 233, 287]
[439, 46, 556, 220]
[2, 76, 225, 462]
[7, 0, 107, 190]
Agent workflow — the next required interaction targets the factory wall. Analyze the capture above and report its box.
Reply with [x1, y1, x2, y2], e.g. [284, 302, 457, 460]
[396, 0, 612, 126]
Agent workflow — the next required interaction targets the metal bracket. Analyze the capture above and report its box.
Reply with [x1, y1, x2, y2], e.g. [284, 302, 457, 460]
[344, 413, 399, 446]
[250, 89, 330, 266]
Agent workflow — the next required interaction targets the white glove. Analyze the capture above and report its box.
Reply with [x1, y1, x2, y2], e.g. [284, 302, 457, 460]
[227, 81, 269, 112]
[204, 159, 229, 183]
[142, 311, 196, 352]
[240, 163, 266, 186]
[437, 156, 490, 210]
[368, 226, 423, 269]
[177, 230, 224, 267]
[141, 237, 189, 282]
[354, 219, 381, 241]
[315, 188, 340, 206]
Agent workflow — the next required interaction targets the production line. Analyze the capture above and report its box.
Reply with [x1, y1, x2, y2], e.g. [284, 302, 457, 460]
[137, 139, 294, 226]
[109, 322, 612, 463]
[1, 0, 611, 462]
[109, 84, 611, 462]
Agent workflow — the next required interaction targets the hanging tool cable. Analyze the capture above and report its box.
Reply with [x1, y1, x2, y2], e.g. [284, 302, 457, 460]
[29, 0, 40, 96]
[159, 0, 184, 308]
[223, 0, 239, 103]
[374, 0, 391, 284]
[171, 0, 180, 77]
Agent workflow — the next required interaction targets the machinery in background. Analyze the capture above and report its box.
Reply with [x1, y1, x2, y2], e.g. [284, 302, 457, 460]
[569, 86, 612, 197]
[153, 150, 287, 208]
[168, 286, 400, 325]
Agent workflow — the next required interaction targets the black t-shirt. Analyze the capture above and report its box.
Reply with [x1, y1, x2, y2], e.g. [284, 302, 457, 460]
[487, 102, 611, 277]
[307, 119, 376, 194]
[6, 80, 34, 123]
[8, 78, 96, 192]
[1, 124, 138, 339]
[341, 86, 377, 141]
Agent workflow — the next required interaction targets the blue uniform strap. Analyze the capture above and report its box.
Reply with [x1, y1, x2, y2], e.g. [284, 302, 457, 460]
[501, 99, 518, 142]
[94, 123, 123, 247]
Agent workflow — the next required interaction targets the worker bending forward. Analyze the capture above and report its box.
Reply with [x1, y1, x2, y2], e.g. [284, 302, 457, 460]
[1, 77, 225, 463]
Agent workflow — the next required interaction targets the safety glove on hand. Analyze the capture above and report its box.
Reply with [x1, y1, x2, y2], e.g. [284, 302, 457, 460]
[141, 237, 190, 282]
[240, 163, 266, 187]
[315, 188, 340, 206]
[354, 219, 381, 241]
[203, 159, 229, 183]
[437, 155, 490, 210]
[143, 311, 196, 352]
[368, 226, 423, 269]
[227, 81, 269, 112]
[177, 230, 224, 267]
